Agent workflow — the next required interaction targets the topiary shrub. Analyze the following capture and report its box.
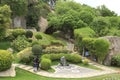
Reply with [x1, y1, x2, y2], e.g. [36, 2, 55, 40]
[51, 40, 65, 46]
[43, 46, 71, 54]
[74, 27, 96, 38]
[35, 33, 42, 40]
[17, 47, 33, 64]
[94, 38, 110, 64]
[66, 54, 82, 63]
[12, 35, 30, 51]
[12, 29, 26, 38]
[0, 50, 13, 71]
[111, 54, 120, 67]
[25, 30, 33, 38]
[83, 59, 89, 65]
[32, 44, 42, 56]
[41, 58, 51, 70]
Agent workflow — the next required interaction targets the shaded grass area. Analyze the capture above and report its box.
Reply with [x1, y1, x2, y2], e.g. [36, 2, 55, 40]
[0, 68, 120, 80]
[0, 41, 11, 50]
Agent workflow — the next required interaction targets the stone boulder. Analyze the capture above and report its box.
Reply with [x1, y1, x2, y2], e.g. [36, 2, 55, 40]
[102, 36, 120, 65]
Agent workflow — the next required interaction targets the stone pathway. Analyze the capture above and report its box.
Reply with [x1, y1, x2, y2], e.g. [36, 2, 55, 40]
[0, 64, 16, 77]
[14, 63, 118, 78]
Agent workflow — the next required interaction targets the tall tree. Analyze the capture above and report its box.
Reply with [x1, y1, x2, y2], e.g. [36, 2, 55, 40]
[0, 5, 11, 40]
[96, 5, 117, 17]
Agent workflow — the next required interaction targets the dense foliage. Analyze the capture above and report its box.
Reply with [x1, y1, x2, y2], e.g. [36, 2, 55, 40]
[0, 50, 13, 71]
[17, 47, 33, 64]
[12, 36, 30, 51]
[111, 54, 120, 67]
[1, 0, 28, 16]
[32, 44, 42, 56]
[94, 38, 110, 63]
[0, 5, 11, 40]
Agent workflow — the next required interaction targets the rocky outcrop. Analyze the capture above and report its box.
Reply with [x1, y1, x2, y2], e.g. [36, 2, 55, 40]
[103, 36, 120, 65]
[38, 16, 48, 32]
[12, 16, 26, 28]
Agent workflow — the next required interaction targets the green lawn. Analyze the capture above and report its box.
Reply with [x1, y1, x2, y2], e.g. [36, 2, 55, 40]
[0, 68, 120, 80]
[0, 41, 11, 50]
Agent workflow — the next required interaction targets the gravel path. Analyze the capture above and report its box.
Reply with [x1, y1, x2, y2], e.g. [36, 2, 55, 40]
[14, 63, 118, 78]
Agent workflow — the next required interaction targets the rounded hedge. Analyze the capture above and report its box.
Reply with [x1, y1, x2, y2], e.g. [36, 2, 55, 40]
[25, 30, 33, 38]
[12, 29, 26, 38]
[0, 50, 13, 71]
[32, 44, 42, 56]
[83, 59, 89, 65]
[41, 58, 51, 70]
[35, 33, 42, 40]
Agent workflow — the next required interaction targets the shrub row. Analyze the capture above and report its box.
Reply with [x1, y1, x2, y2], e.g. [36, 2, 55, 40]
[43, 46, 71, 54]
[41, 53, 82, 70]
[5, 29, 33, 41]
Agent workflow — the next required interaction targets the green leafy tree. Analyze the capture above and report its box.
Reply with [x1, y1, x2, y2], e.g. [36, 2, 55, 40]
[96, 5, 117, 17]
[0, 5, 11, 40]
[79, 11, 94, 25]
[1, 0, 28, 16]
[91, 17, 110, 37]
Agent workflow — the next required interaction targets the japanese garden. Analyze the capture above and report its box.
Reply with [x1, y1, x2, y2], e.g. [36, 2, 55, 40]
[0, 0, 120, 80]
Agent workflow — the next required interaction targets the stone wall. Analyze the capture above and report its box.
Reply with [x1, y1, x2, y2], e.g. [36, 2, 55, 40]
[103, 36, 120, 65]
[12, 16, 26, 28]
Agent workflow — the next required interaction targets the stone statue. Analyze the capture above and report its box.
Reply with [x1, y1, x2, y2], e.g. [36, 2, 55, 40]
[60, 56, 67, 66]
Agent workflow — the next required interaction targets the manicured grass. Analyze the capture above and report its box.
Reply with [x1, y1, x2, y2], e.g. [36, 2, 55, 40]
[0, 68, 120, 80]
[0, 41, 11, 50]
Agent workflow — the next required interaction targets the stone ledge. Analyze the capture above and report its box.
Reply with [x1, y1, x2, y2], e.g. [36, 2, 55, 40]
[0, 64, 16, 77]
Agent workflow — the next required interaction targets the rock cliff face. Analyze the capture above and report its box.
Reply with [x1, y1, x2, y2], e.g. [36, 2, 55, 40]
[13, 16, 26, 28]
[103, 36, 120, 65]
[38, 16, 48, 32]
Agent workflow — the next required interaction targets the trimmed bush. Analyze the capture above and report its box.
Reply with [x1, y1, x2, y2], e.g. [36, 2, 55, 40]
[111, 54, 120, 67]
[35, 33, 42, 40]
[94, 38, 110, 64]
[41, 53, 82, 63]
[51, 40, 65, 46]
[0, 50, 13, 71]
[66, 54, 82, 63]
[25, 30, 33, 38]
[83, 59, 89, 65]
[43, 46, 71, 54]
[74, 27, 96, 38]
[41, 58, 51, 70]
[12, 35, 30, 51]
[32, 44, 42, 56]
[17, 47, 33, 64]
[81, 38, 96, 55]
[32, 40, 40, 46]
[12, 29, 26, 38]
